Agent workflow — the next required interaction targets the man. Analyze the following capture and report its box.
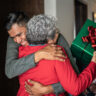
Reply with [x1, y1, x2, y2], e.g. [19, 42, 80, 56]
[5, 11, 79, 96]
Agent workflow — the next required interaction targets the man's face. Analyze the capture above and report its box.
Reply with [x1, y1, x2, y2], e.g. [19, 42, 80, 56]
[8, 23, 29, 46]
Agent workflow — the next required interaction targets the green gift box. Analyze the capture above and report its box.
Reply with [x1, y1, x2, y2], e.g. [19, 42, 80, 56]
[71, 19, 96, 71]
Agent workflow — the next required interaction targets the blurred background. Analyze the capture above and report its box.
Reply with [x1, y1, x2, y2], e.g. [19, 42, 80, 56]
[0, 0, 96, 95]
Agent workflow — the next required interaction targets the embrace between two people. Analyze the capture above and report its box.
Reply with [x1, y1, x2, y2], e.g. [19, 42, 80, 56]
[5, 12, 96, 96]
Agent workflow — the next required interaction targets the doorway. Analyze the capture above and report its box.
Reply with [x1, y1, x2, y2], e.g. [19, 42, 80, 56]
[75, 0, 87, 35]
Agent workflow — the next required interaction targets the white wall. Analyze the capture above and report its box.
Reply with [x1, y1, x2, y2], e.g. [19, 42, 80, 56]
[56, 0, 75, 45]
[44, 0, 56, 17]
[44, 0, 75, 45]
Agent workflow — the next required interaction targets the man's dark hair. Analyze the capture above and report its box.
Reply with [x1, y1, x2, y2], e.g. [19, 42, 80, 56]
[5, 11, 29, 31]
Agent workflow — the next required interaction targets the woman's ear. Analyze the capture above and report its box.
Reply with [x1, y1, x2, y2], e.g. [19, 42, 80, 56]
[48, 39, 54, 44]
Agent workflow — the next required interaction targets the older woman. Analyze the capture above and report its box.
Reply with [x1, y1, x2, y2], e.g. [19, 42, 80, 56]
[17, 15, 96, 96]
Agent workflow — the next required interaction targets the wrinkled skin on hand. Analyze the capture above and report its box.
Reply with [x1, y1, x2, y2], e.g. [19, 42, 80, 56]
[35, 44, 66, 63]
[25, 80, 54, 96]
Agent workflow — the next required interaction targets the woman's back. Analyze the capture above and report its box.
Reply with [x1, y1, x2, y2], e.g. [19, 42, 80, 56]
[17, 44, 66, 96]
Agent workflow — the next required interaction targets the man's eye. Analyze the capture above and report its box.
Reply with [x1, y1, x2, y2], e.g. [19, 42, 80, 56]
[11, 33, 22, 39]
[11, 37, 14, 39]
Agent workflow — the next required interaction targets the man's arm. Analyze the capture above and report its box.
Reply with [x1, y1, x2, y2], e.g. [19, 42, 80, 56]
[5, 37, 65, 79]
[57, 33, 80, 74]
[5, 37, 36, 79]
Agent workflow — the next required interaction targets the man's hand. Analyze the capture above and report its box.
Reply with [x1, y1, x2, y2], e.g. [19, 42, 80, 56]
[34, 44, 66, 63]
[25, 80, 54, 96]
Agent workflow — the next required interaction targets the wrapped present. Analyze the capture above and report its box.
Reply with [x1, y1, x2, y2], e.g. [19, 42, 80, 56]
[71, 19, 96, 71]
[82, 26, 96, 49]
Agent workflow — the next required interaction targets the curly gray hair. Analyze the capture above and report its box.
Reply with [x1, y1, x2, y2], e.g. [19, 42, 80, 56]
[26, 14, 57, 44]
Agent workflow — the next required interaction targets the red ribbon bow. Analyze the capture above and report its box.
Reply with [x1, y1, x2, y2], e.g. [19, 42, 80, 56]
[82, 26, 96, 50]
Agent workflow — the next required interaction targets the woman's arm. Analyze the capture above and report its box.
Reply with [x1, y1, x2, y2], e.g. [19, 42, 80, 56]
[51, 34, 80, 95]
[55, 50, 96, 95]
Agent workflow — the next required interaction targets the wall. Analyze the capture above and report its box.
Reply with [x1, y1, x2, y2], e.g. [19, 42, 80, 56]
[44, 0, 75, 45]
[44, 0, 56, 17]
[56, 0, 75, 45]
[44, 0, 96, 45]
